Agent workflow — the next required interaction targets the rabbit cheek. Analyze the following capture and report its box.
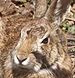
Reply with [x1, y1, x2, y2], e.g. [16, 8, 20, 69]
[41, 44, 51, 55]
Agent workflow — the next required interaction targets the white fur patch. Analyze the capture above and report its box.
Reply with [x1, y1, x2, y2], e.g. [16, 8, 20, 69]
[14, 55, 19, 64]
[51, 64, 57, 70]
[34, 64, 41, 72]
[22, 57, 30, 65]
[39, 31, 50, 43]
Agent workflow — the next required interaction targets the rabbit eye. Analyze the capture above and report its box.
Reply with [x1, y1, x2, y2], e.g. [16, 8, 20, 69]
[41, 37, 48, 44]
[27, 30, 31, 35]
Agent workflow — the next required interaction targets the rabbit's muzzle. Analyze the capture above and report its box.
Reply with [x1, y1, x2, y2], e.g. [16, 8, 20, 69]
[13, 51, 43, 72]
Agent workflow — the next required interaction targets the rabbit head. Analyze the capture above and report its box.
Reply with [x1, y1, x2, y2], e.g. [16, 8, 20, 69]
[12, 19, 53, 72]
[11, 0, 71, 74]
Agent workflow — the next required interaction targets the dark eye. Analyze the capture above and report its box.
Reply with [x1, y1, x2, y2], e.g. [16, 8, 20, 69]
[27, 30, 31, 35]
[41, 37, 48, 44]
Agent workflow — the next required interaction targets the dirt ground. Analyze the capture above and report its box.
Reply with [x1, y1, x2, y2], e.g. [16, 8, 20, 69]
[0, 0, 75, 78]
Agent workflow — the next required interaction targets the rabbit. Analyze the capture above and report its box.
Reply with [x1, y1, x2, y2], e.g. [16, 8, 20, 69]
[3, 0, 72, 78]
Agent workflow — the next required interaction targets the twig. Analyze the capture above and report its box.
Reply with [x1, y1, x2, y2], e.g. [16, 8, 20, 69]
[66, 17, 75, 21]
[68, 46, 75, 49]
[71, 8, 75, 13]
[67, 37, 75, 40]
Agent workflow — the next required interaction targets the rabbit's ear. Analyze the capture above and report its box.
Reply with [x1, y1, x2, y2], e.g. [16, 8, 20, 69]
[44, 0, 71, 26]
[34, 0, 47, 18]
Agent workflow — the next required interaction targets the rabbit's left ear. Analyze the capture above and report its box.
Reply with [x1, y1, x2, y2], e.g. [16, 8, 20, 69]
[44, 0, 71, 26]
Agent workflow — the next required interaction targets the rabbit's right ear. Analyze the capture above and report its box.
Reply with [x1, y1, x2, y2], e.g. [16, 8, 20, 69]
[33, 0, 47, 18]
[44, 0, 71, 26]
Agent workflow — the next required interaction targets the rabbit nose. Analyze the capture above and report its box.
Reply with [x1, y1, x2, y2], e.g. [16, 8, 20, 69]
[16, 55, 27, 64]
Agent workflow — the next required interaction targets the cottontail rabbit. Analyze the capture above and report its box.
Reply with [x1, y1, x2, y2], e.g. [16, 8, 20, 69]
[3, 0, 72, 78]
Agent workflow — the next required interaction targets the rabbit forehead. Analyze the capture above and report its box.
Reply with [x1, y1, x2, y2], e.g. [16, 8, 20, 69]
[28, 26, 48, 38]
[22, 20, 51, 39]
